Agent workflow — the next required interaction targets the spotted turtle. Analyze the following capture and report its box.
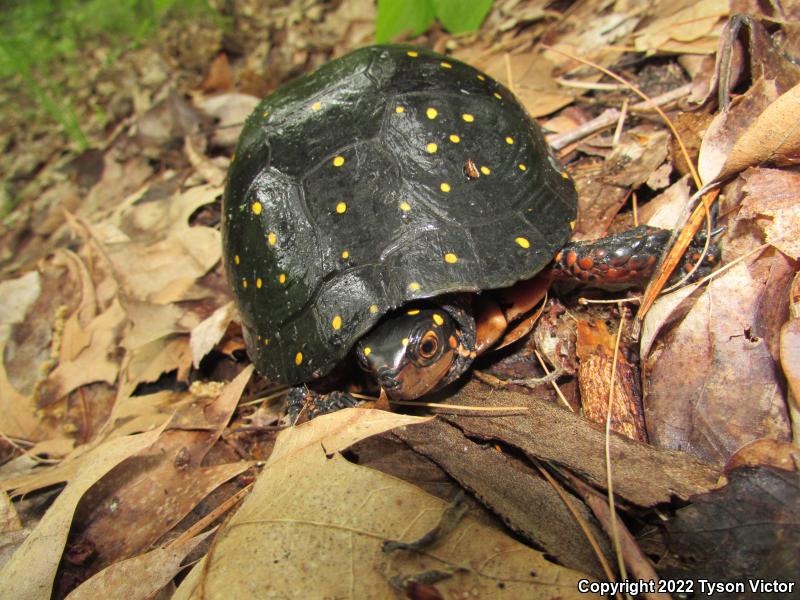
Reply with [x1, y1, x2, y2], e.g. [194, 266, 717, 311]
[222, 45, 714, 416]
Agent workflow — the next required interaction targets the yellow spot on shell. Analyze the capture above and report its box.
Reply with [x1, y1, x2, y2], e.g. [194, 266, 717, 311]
[332, 315, 342, 330]
[449, 134, 460, 143]
[256, 278, 262, 288]
[444, 253, 458, 264]
[570, 220, 577, 230]
[561, 171, 570, 179]
[262, 110, 270, 118]
[407, 309, 420, 315]
[433, 313, 444, 326]
[440, 182, 451, 193]
[264, 338, 270, 346]
[519, 163, 527, 171]
[369, 304, 378, 314]
[480, 166, 491, 175]
[252, 201, 262, 215]
[333, 156, 345, 167]
[295, 352, 303, 365]
[279, 273, 286, 284]
[441, 61, 452, 69]
[426, 142, 438, 153]
[401, 337, 409, 347]
[477, 74, 486, 81]
[399, 201, 411, 212]
[311, 101, 322, 111]
[336, 201, 347, 214]
[268, 232, 277, 245]
[505, 136, 514, 145]
[407, 50, 419, 57]
[426, 107, 438, 119]
[364, 346, 371, 356]
[341, 250, 350, 259]
[408, 282, 421, 292]
[242, 278, 248, 288]
[494, 92, 502, 100]
[395, 105, 405, 113]
[462, 113, 475, 122]
[234, 255, 240, 265]
[515, 237, 531, 249]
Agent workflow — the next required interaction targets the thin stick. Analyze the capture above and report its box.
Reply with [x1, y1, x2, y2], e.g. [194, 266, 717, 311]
[533, 350, 573, 412]
[606, 306, 628, 583]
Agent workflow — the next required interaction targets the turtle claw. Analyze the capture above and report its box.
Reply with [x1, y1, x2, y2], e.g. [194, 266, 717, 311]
[287, 387, 361, 424]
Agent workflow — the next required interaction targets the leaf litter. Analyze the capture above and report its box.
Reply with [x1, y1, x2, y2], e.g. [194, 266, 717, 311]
[0, 0, 798, 597]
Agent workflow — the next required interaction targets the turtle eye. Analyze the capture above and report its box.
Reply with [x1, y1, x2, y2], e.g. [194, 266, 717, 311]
[418, 330, 439, 359]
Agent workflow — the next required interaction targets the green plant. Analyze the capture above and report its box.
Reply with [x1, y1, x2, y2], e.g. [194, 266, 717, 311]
[375, 0, 492, 43]
[0, 0, 217, 150]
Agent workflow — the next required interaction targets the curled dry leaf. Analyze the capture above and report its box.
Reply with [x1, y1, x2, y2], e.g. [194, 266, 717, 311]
[700, 80, 800, 184]
[190, 301, 235, 368]
[174, 409, 591, 599]
[0, 425, 165, 600]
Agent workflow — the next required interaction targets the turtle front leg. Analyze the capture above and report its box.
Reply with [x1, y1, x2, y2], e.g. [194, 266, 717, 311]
[551, 225, 719, 286]
[287, 387, 362, 424]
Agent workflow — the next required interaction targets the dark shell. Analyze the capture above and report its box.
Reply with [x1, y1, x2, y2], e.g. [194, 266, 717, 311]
[223, 45, 577, 384]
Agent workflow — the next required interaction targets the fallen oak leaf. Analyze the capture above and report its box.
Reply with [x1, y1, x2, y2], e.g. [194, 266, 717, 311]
[174, 409, 592, 599]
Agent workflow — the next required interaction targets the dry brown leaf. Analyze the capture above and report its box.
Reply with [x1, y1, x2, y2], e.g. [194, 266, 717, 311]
[67, 367, 252, 570]
[638, 174, 692, 229]
[739, 168, 800, 259]
[0, 271, 41, 345]
[713, 82, 800, 182]
[190, 301, 235, 368]
[645, 261, 791, 465]
[640, 281, 701, 359]
[37, 299, 127, 407]
[122, 336, 192, 393]
[65, 530, 212, 600]
[633, 0, 727, 54]
[0, 342, 41, 440]
[106, 228, 220, 303]
[0, 425, 165, 600]
[198, 93, 259, 149]
[174, 409, 591, 599]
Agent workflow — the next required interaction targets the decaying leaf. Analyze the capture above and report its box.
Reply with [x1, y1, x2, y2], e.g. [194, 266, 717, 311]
[645, 261, 791, 465]
[662, 467, 800, 585]
[173, 409, 591, 599]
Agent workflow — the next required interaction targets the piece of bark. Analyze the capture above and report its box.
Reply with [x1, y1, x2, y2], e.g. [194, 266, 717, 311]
[576, 318, 647, 443]
[438, 381, 720, 506]
[395, 419, 611, 579]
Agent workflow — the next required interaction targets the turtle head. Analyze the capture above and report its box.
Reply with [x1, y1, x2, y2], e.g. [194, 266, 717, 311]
[355, 308, 461, 400]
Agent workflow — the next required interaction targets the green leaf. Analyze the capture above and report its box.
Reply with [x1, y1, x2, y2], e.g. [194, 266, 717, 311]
[375, 0, 435, 43]
[432, 0, 492, 34]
